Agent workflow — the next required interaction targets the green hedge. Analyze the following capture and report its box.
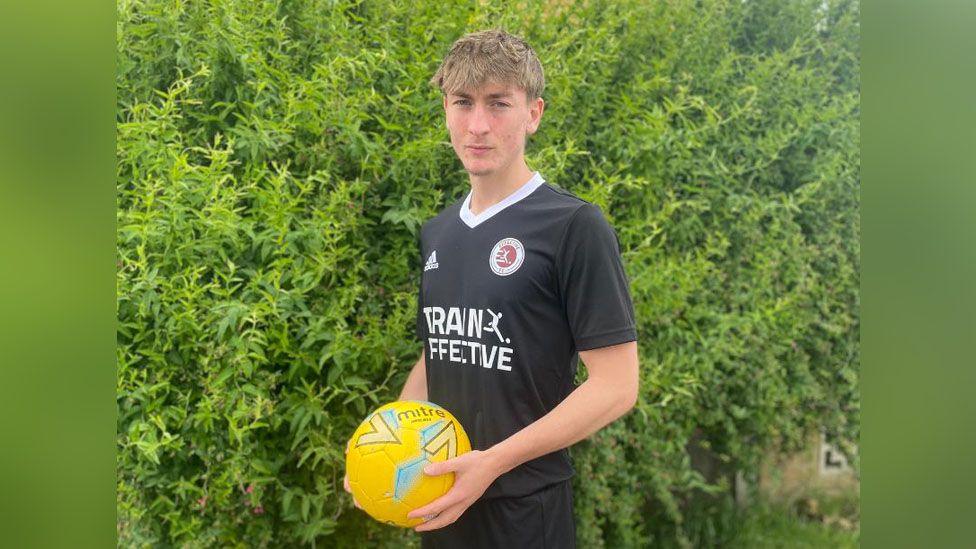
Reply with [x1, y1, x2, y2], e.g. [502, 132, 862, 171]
[116, 0, 859, 546]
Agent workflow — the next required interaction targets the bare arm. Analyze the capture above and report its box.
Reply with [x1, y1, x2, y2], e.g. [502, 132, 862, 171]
[397, 352, 427, 401]
[408, 340, 640, 530]
[485, 340, 639, 474]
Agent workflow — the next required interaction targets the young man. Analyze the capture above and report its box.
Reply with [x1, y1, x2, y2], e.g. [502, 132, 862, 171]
[347, 29, 639, 548]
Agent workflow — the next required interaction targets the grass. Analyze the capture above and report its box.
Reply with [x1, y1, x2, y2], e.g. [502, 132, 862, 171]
[673, 490, 860, 548]
[727, 502, 859, 548]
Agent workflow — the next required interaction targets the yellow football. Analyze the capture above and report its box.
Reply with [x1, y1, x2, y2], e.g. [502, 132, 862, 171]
[345, 400, 471, 527]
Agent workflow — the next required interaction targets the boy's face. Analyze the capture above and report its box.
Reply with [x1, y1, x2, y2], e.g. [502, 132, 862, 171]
[443, 81, 544, 178]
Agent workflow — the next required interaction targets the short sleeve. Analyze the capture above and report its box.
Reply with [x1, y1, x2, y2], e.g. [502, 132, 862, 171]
[556, 203, 637, 351]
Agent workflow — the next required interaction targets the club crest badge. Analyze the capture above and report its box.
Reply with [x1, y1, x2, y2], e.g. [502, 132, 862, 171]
[490, 237, 525, 276]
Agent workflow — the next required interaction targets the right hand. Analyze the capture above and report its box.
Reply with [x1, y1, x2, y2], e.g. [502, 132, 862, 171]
[343, 439, 362, 510]
[344, 474, 362, 510]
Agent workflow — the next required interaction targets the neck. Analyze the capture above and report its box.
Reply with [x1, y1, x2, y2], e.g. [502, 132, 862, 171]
[467, 160, 535, 216]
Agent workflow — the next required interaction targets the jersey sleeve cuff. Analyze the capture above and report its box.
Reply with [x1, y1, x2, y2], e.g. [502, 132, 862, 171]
[574, 326, 637, 352]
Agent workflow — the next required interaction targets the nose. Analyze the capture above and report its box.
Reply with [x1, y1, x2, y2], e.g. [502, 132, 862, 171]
[468, 104, 490, 136]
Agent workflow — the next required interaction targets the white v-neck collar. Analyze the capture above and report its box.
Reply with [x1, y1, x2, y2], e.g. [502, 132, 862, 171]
[459, 172, 545, 229]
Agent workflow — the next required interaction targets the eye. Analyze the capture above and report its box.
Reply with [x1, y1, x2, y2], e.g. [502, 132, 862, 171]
[492, 101, 511, 108]
[453, 99, 471, 106]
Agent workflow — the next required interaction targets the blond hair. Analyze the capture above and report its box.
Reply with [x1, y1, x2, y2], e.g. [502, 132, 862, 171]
[430, 29, 545, 100]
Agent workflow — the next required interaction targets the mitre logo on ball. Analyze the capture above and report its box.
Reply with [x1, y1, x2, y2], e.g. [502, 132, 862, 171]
[490, 237, 525, 276]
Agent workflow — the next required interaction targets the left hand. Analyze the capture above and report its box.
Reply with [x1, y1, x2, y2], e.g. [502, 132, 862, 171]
[407, 449, 504, 532]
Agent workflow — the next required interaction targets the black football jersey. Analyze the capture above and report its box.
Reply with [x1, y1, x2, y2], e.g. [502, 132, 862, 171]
[415, 172, 637, 498]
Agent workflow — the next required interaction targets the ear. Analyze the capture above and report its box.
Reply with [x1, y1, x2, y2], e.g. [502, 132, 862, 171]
[526, 97, 545, 135]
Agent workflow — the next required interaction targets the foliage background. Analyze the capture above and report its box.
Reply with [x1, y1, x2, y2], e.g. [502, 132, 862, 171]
[116, 0, 859, 546]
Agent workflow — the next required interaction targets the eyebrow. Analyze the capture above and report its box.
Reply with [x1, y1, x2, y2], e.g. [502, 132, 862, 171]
[453, 91, 514, 100]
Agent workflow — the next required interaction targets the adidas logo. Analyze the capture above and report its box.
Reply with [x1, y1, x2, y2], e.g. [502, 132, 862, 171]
[424, 250, 439, 272]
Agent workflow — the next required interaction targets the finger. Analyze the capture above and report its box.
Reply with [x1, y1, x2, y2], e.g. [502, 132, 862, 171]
[426, 451, 474, 476]
[414, 506, 462, 532]
[423, 458, 459, 477]
[406, 491, 459, 519]
[343, 476, 362, 509]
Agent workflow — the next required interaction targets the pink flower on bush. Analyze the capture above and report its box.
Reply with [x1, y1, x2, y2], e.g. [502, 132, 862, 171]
[253, 505, 264, 515]
[245, 484, 254, 494]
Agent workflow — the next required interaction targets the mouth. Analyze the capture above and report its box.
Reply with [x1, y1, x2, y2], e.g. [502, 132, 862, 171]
[466, 145, 493, 156]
